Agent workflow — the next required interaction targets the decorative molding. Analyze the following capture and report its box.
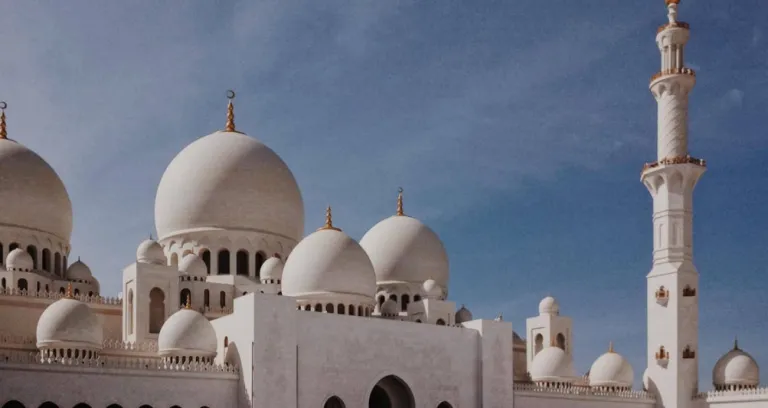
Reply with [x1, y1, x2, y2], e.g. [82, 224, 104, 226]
[0, 287, 122, 305]
[650, 67, 696, 83]
[513, 384, 655, 401]
[657, 21, 690, 34]
[642, 155, 706, 174]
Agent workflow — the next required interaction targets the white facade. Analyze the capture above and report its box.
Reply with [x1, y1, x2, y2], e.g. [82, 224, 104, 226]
[0, 2, 767, 408]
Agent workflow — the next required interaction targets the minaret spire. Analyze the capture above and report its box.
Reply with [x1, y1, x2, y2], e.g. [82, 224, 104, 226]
[642, 2, 704, 407]
[318, 206, 341, 231]
[0, 101, 7, 140]
[396, 187, 405, 216]
[225, 90, 237, 133]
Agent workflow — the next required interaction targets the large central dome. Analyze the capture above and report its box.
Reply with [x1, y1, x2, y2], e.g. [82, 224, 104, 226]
[154, 129, 304, 241]
[0, 138, 72, 241]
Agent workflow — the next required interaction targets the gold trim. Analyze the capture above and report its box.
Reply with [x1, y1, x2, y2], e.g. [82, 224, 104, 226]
[608, 341, 615, 353]
[317, 206, 341, 231]
[225, 90, 236, 132]
[665, 0, 681, 5]
[396, 187, 405, 216]
[642, 155, 706, 173]
[65, 283, 73, 299]
[184, 296, 191, 309]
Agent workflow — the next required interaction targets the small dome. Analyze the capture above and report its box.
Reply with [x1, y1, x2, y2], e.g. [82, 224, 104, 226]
[360, 215, 449, 287]
[154, 130, 304, 242]
[422, 278, 442, 299]
[282, 228, 376, 300]
[66, 259, 93, 281]
[713, 342, 760, 389]
[6, 248, 33, 271]
[137, 239, 166, 265]
[178, 253, 207, 277]
[36, 296, 103, 350]
[380, 299, 399, 317]
[158, 308, 217, 358]
[455, 305, 473, 324]
[539, 296, 559, 315]
[530, 346, 575, 383]
[588, 344, 634, 389]
[260, 257, 284, 281]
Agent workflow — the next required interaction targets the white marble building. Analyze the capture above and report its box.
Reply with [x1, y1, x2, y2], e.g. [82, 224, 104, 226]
[0, 1, 765, 407]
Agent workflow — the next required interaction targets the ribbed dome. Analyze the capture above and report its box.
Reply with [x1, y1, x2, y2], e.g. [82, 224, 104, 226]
[282, 228, 376, 299]
[360, 215, 449, 287]
[6, 248, 33, 272]
[530, 346, 575, 383]
[588, 345, 634, 389]
[713, 342, 760, 389]
[158, 308, 217, 358]
[260, 257, 284, 281]
[539, 296, 560, 315]
[36, 297, 103, 350]
[0, 139, 72, 241]
[154, 130, 304, 242]
[178, 253, 207, 277]
[66, 259, 92, 281]
[136, 239, 166, 265]
[455, 305, 473, 324]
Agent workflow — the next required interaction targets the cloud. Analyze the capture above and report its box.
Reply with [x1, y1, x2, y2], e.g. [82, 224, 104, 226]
[719, 88, 745, 110]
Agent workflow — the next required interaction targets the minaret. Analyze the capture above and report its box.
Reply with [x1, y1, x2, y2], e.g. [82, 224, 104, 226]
[642, 1, 704, 407]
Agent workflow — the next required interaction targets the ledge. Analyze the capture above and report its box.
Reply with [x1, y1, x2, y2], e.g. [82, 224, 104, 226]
[657, 21, 690, 34]
[650, 67, 696, 83]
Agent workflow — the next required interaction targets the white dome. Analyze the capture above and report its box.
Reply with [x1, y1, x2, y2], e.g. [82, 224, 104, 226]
[713, 343, 760, 389]
[380, 299, 399, 317]
[36, 297, 102, 350]
[588, 345, 634, 389]
[455, 305, 473, 324]
[360, 215, 449, 286]
[0, 139, 73, 241]
[422, 278, 442, 299]
[6, 248, 33, 271]
[260, 257, 284, 281]
[66, 259, 92, 281]
[178, 253, 207, 277]
[158, 308, 217, 358]
[539, 296, 559, 315]
[282, 228, 376, 300]
[136, 239, 166, 265]
[154, 130, 304, 242]
[530, 346, 575, 383]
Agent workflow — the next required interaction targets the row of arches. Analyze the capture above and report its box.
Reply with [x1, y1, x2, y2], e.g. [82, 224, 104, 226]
[0, 279, 94, 297]
[377, 293, 422, 312]
[320, 375, 455, 408]
[171, 249, 274, 278]
[2, 403, 211, 408]
[179, 289, 227, 309]
[533, 332, 567, 355]
[298, 303, 372, 317]
[0, 243, 67, 276]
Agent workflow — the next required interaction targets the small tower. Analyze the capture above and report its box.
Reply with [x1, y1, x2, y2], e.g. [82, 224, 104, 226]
[642, 1, 703, 406]
[525, 296, 573, 369]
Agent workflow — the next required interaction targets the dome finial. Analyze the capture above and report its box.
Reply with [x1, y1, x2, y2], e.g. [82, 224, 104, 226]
[608, 341, 615, 353]
[318, 206, 341, 231]
[149, 233, 153, 240]
[0, 101, 7, 140]
[396, 187, 405, 216]
[225, 90, 236, 132]
[65, 283, 73, 299]
[734, 337, 740, 351]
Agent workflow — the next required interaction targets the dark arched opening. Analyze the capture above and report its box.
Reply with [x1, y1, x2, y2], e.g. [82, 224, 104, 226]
[42, 248, 51, 272]
[201, 249, 211, 274]
[17, 279, 28, 292]
[38, 403, 59, 408]
[437, 402, 453, 408]
[326, 303, 334, 313]
[72, 404, 92, 408]
[401, 294, 409, 311]
[2, 401, 25, 408]
[180, 288, 191, 307]
[255, 251, 266, 279]
[436, 319, 446, 326]
[556, 332, 566, 350]
[369, 375, 415, 408]
[217, 249, 230, 275]
[324, 396, 346, 408]
[219, 291, 226, 308]
[54, 252, 61, 276]
[204, 289, 210, 307]
[105, 405, 123, 408]
[26, 245, 37, 269]
[534, 333, 544, 355]
[149, 287, 165, 334]
[236, 250, 249, 276]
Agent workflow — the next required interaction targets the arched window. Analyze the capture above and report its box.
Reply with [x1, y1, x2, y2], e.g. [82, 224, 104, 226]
[138, 405, 153, 408]
[128, 289, 134, 335]
[349, 305, 355, 316]
[324, 396, 346, 408]
[236, 250, 249, 276]
[36, 282, 41, 292]
[42, 248, 51, 272]
[556, 333, 566, 350]
[9, 242, 19, 251]
[255, 251, 266, 279]
[170, 253, 179, 267]
[218, 249, 230, 275]
[358, 305, 363, 316]
[219, 291, 226, 308]
[1, 278, 5, 288]
[314, 304, 322, 312]
[534, 333, 544, 355]
[325, 303, 334, 313]
[2, 401, 25, 408]
[59, 287, 65, 294]
[437, 402, 454, 408]
[338, 304, 345, 314]
[0, 242, 3, 264]
[413, 294, 421, 302]
[38, 402, 59, 408]
[74, 288, 80, 296]
[224, 336, 229, 347]
[401, 294, 410, 311]
[54, 252, 61, 276]
[436, 318, 446, 326]
[26, 245, 37, 269]
[201, 249, 211, 274]
[149, 288, 165, 334]
[204, 289, 210, 307]
[62, 256, 67, 271]
[180, 288, 191, 307]
[377, 295, 385, 307]
[389, 294, 397, 303]
[17, 279, 28, 292]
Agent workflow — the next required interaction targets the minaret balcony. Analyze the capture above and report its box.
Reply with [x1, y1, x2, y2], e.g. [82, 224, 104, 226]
[650, 67, 696, 83]
[657, 21, 690, 34]
[641, 155, 706, 175]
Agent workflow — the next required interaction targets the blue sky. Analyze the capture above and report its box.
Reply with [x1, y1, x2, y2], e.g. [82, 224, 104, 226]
[1, 0, 766, 389]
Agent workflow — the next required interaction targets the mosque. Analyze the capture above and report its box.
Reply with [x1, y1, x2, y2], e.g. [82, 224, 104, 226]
[0, 1, 765, 407]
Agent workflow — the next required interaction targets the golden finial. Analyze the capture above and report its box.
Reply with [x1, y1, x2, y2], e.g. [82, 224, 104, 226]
[318, 206, 341, 231]
[184, 296, 191, 309]
[396, 187, 405, 216]
[0, 101, 7, 140]
[65, 283, 73, 299]
[608, 341, 615, 353]
[665, 0, 681, 5]
[225, 90, 236, 132]
[734, 337, 740, 351]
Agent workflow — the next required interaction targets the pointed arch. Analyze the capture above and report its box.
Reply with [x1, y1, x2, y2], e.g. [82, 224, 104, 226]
[180, 288, 191, 307]
[534, 333, 544, 355]
[42, 248, 51, 272]
[367, 374, 415, 408]
[149, 287, 165, 334]
[218, 249, 230, 275]
[2, 401, 25, 408]
[26, 245, 37, 269]
[200, 249, 211, 274]
[255, 251, 266, 279]
[236, 250, 249, 276]
[324, 396, 345, 408]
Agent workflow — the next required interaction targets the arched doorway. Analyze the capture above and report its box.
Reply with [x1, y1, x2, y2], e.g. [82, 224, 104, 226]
[368, 375, 415, 408]
[437, 402, 453, 408]
[324, 396, 345, 408]
[2, 401, 25, 408]
[38, 403, 59, 408]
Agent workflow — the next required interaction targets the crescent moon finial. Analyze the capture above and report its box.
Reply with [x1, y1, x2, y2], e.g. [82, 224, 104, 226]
[227, 90, 236, 100]
[0, 101, 7, 110]
[225, 90, 236, 132]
